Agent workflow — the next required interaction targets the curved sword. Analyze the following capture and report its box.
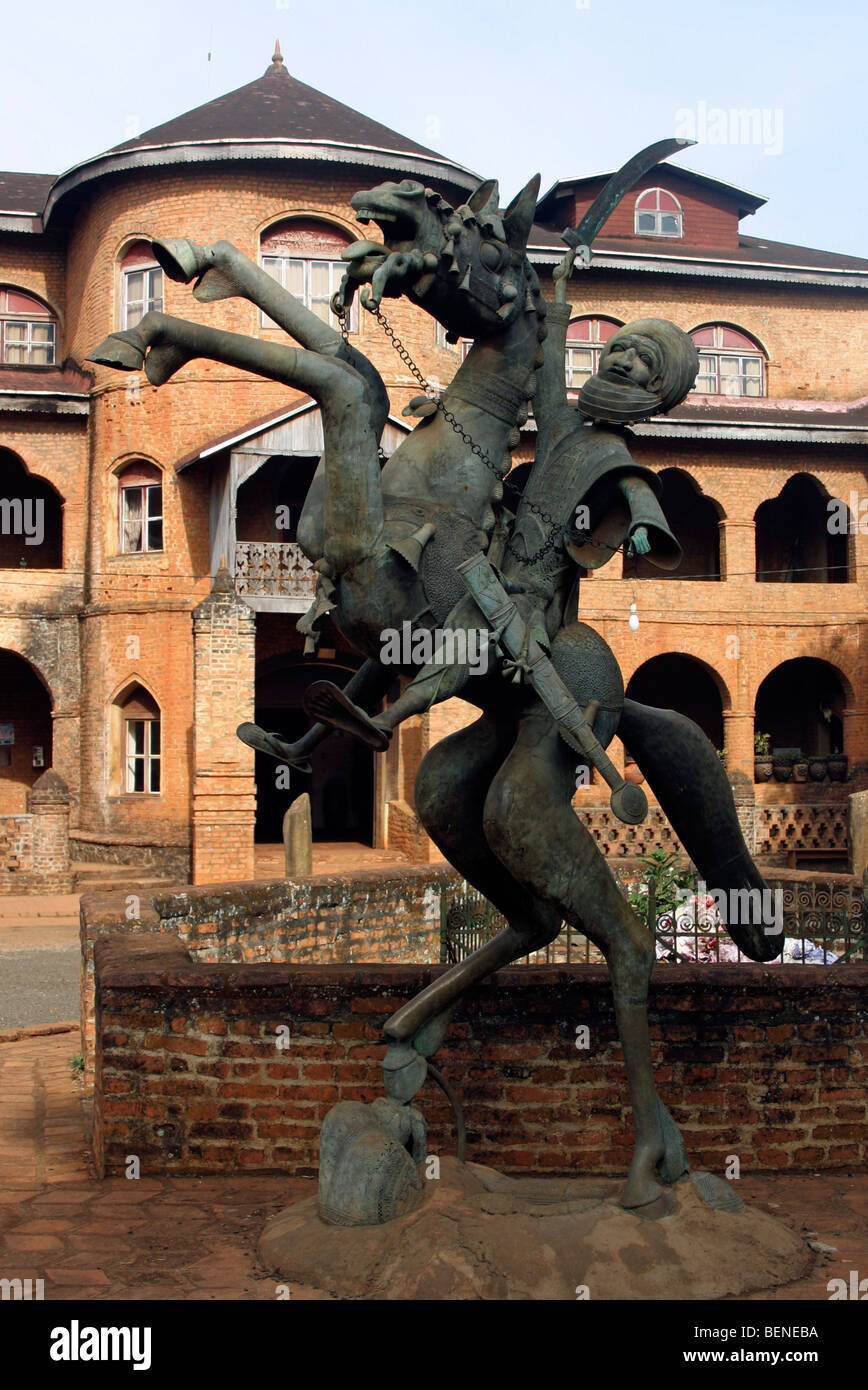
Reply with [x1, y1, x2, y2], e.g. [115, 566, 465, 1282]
[562, 137, 696, 263]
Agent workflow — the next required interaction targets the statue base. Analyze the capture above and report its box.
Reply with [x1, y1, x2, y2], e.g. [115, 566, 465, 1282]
[258, 1157, 812, 1300]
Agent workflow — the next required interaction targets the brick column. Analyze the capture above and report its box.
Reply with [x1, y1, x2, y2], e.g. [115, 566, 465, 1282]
[720, 518, 755, 583]
[191, 566, 256, 885]
[722, 710, 756, 853]
[27, 768, 72, 892]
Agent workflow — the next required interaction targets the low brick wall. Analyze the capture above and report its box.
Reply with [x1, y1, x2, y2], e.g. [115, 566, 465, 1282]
[80, 865, 459, 1081]
[0, 770, 72, 893]
[92, 932, 868, 1180]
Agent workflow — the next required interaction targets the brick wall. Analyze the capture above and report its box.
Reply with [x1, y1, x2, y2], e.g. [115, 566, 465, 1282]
[79, 863, 459, 1081]
[92, 932, 868, 1179]
[0, 769, 71, 891]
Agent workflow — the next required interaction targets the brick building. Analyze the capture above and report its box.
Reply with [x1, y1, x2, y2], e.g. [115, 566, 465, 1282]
[1, 46, 866, 890]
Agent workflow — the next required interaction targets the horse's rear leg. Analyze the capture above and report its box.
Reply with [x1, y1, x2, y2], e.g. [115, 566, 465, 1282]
[383, 712, 563, 1092]
[482, 705, 687, 1209]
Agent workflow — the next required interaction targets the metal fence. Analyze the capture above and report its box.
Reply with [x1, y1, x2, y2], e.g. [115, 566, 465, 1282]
[439, 873, 868, 966]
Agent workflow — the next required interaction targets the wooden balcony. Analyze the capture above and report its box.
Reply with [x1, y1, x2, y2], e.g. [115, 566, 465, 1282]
[234, 540, 316, 612]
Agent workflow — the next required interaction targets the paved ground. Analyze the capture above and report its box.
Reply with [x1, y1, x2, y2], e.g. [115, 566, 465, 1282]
[0, 1029, 866, 1302]
[0, 950, 79, 1029]
[0, 843, 418, 1027]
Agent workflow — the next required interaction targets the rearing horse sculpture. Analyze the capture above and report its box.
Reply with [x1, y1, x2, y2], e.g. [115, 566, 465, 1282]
[90, 149, 781, 1215]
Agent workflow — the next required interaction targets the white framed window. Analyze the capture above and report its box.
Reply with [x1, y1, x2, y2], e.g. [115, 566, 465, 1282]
[121, 243, 163, 328]
[635, 188, 683, 238]
[565, 316, 623, 390]
[117, 461, 163, 553]
[259, 220, 358, 333]
[691, 325, 766, 397]
[260, 256, 357, 332]
[125, 715, 161, 794]
[0, 289, 57, 365]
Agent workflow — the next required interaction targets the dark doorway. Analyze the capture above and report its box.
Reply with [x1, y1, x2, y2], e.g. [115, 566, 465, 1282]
[236, 455, 319, 543]
[254, 658, 374, 843]
[625, 654, 724, 751]
[755, 659, 846, 756]
[0, 649, 53, 813]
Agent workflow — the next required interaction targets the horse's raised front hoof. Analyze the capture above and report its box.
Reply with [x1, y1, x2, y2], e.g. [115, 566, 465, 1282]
[151, 237, 209, 284]
[87, 330, 145, 371]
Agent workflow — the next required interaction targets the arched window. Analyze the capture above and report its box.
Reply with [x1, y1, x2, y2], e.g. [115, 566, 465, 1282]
[260, 220, 357, 333]
[120, 242, 163, 329]
[117, 460, 163, 554]
[690, 325, 766, 397]
[0, 448, 63, 568]
[634, 188, 683, 238]
[755, 474, 848, 583]
[116, 685, 161, 795]
[0, 288, 57, 366]
[626, 655, 725, 752]
[565, 316, 622, 391]
[622, 470, 722, 582]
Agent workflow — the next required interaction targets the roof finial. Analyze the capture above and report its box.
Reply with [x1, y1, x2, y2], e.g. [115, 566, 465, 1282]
[265, 39, 287, 76]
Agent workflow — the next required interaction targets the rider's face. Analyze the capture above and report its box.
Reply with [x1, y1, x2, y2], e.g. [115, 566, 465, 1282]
[598, 335, 663, 392]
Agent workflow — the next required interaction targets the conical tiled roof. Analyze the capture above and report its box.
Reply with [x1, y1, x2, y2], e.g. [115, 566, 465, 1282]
[110, 42, 446, 162]
[42, 45, 477, 227]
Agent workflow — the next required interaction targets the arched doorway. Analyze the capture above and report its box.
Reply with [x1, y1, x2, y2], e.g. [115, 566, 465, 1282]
[625, 654, 725, 751]
[253, 655, 374, 844]
[0, 649, 53, 812]
[754, 659, 846, 756]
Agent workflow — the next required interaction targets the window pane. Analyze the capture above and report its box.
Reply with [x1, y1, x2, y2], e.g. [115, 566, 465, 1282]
[287, 260, 306, 297]
[149, 721, 161, 756]
[145, 485, 162, 521]
[660, 214, 680, 234]
[149, 757, 161, 794]
[147, 518, 163, 551]
[122, 488, 143, 551]
[31, 324, 53, 342]
[127, 720, 145, 756]
[310, 261, 331, 299]
[637, 213, 656, 232]
[4, 322, 26, 341]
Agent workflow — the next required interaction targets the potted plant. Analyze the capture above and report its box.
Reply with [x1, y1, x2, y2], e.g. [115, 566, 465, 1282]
[793, 750, 809, 782]
[754, 731, 772, 782]
[827, 751, 848, 782]
[772, 749, 796, 782]
[808, 755, 828, 782]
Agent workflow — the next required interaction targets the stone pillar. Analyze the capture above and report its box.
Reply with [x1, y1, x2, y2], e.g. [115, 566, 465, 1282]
[283, 794, 313, 877]
[847, 790, 868, 878]
[27, 768, 72, 892]
[191, 566, 256, 885]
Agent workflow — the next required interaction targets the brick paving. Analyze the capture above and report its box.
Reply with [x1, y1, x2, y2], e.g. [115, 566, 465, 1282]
[0, 1029, 866, 1301]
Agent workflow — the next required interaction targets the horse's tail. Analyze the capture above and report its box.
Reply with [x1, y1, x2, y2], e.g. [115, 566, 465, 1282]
[618, 698, 782, 962]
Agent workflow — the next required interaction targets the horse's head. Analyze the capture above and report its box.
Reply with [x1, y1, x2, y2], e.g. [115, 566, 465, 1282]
[337, 174, 541, 340]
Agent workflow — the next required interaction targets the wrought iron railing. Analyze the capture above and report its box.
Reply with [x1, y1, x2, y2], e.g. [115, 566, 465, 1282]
[439, 875, 868, 966]
[234, 541, 316, 599]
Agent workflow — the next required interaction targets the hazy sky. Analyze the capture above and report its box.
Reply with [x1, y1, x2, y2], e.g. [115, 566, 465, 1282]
[2, 0, 865, 256]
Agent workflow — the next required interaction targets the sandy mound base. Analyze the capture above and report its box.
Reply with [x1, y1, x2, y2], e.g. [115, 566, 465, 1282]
[258, 1158, 812, 1300]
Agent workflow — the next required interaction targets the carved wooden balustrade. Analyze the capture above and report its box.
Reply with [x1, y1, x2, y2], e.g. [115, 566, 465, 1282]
[234, 541, 316, 600]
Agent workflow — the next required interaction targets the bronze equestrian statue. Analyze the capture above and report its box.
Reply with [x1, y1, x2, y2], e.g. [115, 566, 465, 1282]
[89, 141, 781, 1219]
